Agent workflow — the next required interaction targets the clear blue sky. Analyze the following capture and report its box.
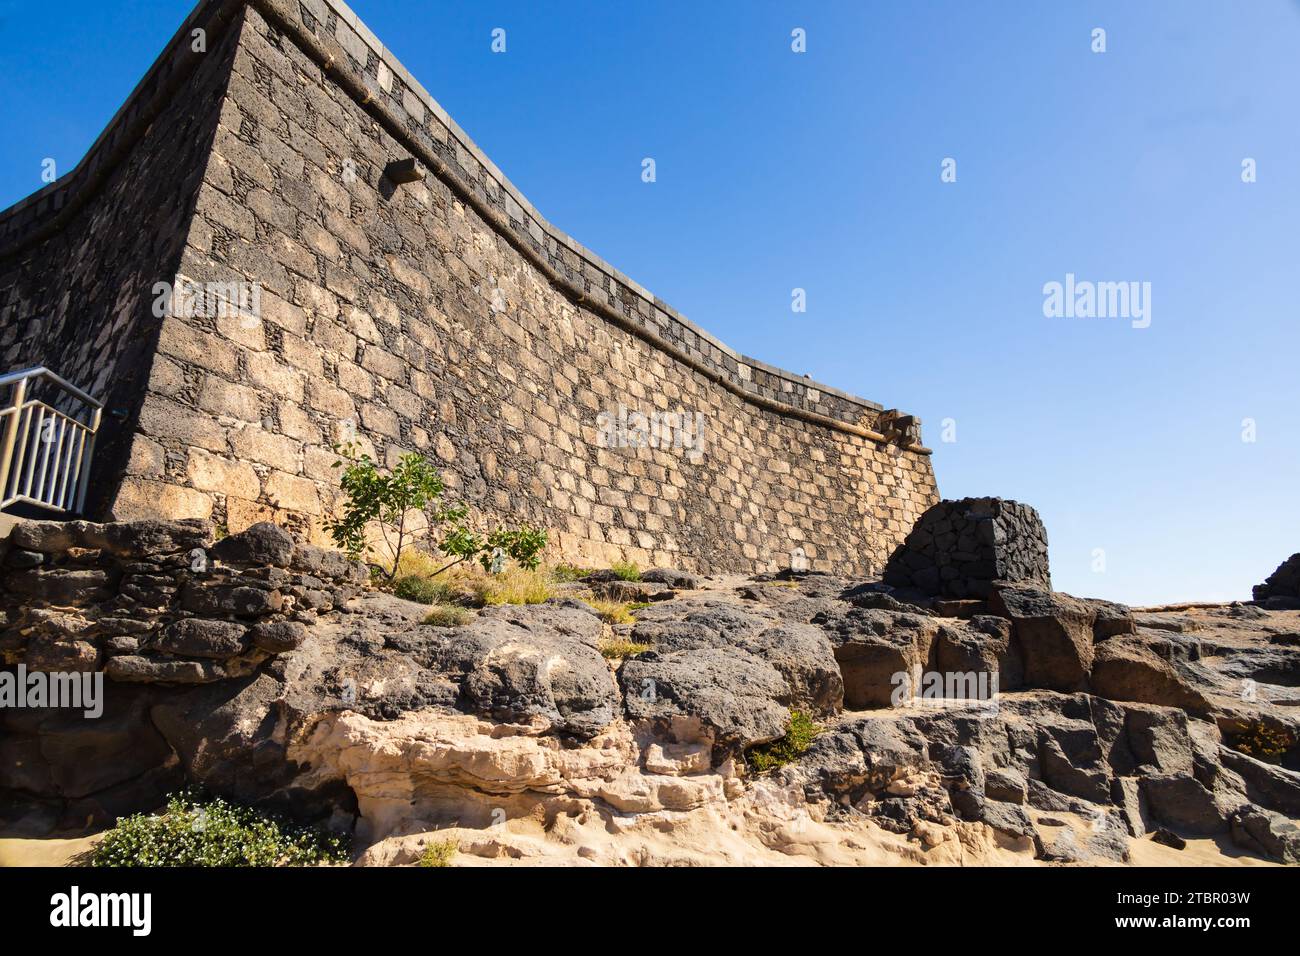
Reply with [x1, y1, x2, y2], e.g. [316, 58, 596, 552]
[2, 1, 1297, 604]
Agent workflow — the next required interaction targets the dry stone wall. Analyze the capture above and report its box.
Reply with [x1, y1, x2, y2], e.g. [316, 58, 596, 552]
[1255, 554, 1300, 609]
[0, 0, 939, 576]
[0, 518, 366, 683]
[0, 516, 365, 826]
[883, 498, 1052, 599]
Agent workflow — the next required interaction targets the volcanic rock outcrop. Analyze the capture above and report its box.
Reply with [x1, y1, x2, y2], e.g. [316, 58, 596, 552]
[2, 512, 1299, 866]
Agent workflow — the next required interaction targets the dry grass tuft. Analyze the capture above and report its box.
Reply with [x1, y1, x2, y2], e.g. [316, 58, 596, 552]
[599, 637, 652, 659]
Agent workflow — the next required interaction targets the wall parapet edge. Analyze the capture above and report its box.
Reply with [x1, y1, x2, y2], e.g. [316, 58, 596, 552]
[0, 0, 237, 259]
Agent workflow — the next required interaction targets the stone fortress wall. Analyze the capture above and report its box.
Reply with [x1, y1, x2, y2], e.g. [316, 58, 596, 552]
[0, 0, 938, 575]
[0, 0, 244, 518]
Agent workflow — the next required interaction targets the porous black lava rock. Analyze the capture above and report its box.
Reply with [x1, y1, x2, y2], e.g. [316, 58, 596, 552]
[883, 497, 1051, 599]
[1254, 554, 1300, 607]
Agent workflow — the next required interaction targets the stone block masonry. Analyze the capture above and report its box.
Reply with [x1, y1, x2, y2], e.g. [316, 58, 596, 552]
[0, 0, 938, 576]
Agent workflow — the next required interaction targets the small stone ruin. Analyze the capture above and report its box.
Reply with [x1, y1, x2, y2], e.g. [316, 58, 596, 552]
[1254, 553, 1300, 609]
[882, 497, 1051, 599]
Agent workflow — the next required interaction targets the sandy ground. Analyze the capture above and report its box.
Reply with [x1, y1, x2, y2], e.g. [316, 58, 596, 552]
[0, 830, 102, 868]
[0, 828, 1277, 868]
[1128, 834, 1279, 867]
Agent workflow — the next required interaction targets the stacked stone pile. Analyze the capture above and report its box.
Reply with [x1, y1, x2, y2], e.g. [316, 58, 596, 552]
[1254, 554, 1300, 608]
[883, 497, 1051, 599]
[0, 519, 366, 684]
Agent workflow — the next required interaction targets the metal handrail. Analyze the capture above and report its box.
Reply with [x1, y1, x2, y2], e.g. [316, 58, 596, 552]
[0, 367, 103, 514]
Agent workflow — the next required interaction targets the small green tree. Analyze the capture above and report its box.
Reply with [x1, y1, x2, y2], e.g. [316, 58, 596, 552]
[434, 521, 485, 574]
[428, 521, 548, 576]
[327, 444, 549, 582]
[326, 445, 464, 581]
[482, 524, 549, 572]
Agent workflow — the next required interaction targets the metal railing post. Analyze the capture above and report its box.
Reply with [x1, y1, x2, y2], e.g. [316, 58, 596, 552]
[0, 376, 28, 502]
[74, 405, 102, 514]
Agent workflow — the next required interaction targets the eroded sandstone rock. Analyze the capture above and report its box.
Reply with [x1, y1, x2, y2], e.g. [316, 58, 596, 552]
[617, 599, 843, 751]
[813, 607, 937, 708]
[640, 568, 702, 590]
[1090, 635, 1213, 715]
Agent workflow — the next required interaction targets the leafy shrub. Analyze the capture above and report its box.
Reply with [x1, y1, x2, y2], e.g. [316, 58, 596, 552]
[482, 525, 549, 572]
[610, 560, 641, 582]
[423, 605, 472, 628]
[438, 522, 486, 570]
[419, 839, 458, 867]
[435, 522, 550, 576]
[746, 711, 822, 773]
[1233, 723, 1295, 764]
[328, 445, 551, 588]
[90, 790, 348, 867]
